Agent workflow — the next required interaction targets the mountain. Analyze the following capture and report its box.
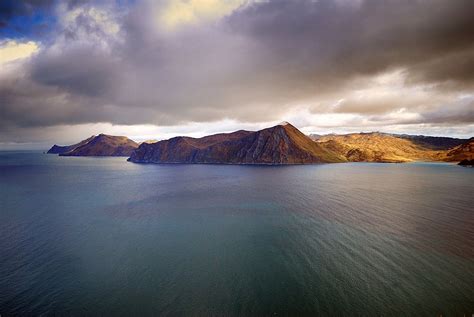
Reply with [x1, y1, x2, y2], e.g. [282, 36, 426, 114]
[442, 138, 474, 162]
[315, 132, 441, 163]
[129, 123, 346, 164]
[315, 133, 473, 163]
[397, 134, 468, 150]
[48, 134, 138, 157]
[47, 136, 95, 154]
[48, 126, 472, 163]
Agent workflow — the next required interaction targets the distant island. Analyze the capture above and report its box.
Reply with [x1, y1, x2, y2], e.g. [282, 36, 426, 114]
[48, 122, 473, 164]
[47, 134, 138, 156]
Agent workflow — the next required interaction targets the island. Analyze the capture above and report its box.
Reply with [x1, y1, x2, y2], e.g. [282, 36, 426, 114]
[48, 134, 138, 157]
[48, 123, 473, 164]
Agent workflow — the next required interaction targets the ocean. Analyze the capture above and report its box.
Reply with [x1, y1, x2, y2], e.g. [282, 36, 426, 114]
[1, 151, 473, 315]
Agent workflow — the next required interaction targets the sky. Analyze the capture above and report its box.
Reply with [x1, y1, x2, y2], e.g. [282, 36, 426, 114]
[1, 0, 473, 149]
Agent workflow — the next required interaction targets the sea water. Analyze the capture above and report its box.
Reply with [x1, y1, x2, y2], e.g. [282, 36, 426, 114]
[1, 151, 473, 315]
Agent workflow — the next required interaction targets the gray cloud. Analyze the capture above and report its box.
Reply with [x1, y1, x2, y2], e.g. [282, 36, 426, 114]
[228, 0, 474, 82]
[1, 0, 473, 144]
[417, 97, 474, 125]
[31, 47, 119, 97]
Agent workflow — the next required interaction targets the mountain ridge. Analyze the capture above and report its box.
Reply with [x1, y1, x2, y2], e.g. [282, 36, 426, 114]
[48, 134, 138, 157]
[47, 123, 473, 164]
[314, 133, 472, 163]
[128, 123, 346, 164]
[47, 136, 96, 154]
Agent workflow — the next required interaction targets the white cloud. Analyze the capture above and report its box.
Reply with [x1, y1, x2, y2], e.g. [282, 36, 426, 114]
[0, 40, 39, 65]
[157, 0, 246, 30]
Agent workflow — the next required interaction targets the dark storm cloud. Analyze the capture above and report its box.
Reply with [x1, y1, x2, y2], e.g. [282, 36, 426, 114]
[407, 48, 474, 87]
[31, 47, 120, 96]
[227, 0, 474, 86]
[0, 72, 101, 128]
[0, 69, 160, 129]
[1, 0, 474, 140]
[417, 97, 474, 125]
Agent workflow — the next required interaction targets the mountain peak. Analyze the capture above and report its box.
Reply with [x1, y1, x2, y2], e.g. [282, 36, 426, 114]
[48, 134, 138, 157]
[129, 123, 345, 164]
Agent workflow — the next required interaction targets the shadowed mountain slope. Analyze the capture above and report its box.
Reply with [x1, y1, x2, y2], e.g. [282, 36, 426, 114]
[397, 135, 468, 150]
[47, 136, 95, 154]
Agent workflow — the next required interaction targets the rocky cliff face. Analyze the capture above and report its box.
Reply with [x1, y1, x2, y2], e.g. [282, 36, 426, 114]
[129, 123, 346, 164]
[48, 134, 138, 157]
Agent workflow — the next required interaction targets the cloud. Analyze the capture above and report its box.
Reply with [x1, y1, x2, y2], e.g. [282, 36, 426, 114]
[328, 70, 458, 115]
[417, 96, 474, 125]
[407, 48, 474, 87]
[0, 0, 473, 146]
[0, 40, 39, 64]
[158, 0, 246, 30]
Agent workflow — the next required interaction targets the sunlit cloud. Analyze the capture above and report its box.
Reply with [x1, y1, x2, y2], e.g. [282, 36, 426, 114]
[158, 0, 246, 30]
[0, 40, 39, 65]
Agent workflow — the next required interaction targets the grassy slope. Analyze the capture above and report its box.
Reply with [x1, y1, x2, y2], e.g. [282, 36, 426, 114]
[316, 133, 442, 162]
